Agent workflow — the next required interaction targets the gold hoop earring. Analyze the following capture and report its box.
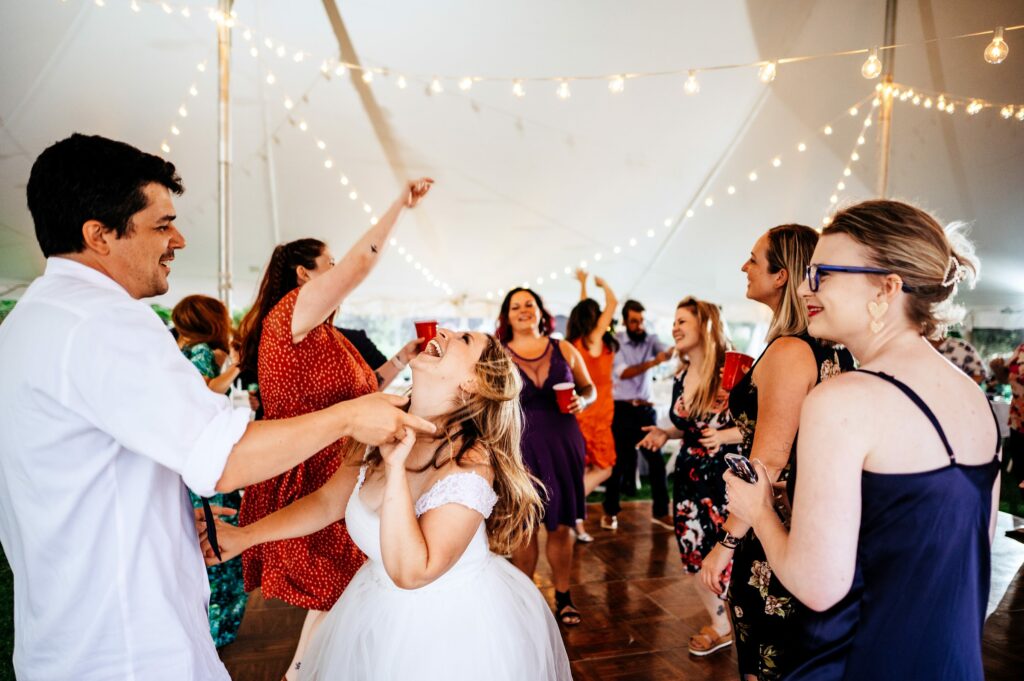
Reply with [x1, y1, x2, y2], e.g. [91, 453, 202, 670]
[867, 300, 888, 334]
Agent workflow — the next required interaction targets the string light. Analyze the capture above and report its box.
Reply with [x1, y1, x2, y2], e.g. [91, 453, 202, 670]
[797, 142, 807, 152]
[772, 157, 782, 168]
[861, 47, 882, 79]
[556, 81, 571, 100]
[684, 70, 700, 95]
[396, 75, 408, 90]
[361, 70, 373, 84]
[984, 27, 1009, 64]
[758, 61, 777, 83]
[823, 125, 833, 135]
[429, 78, 443, 94]
[458, 77, 473, 91]
[748, 171, 758, 181]
[608, 75, 625, 94]
[512, 80, 526, 98]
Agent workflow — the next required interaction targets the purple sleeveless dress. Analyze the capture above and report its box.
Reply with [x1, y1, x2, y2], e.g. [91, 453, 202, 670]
[508, 339, 587, 531]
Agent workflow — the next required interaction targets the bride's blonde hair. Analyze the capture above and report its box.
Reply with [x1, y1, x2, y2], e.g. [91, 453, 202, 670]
[362, 334, 543, 554]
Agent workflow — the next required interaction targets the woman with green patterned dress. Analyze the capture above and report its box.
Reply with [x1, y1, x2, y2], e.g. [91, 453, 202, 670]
[172, 295, 248, 648]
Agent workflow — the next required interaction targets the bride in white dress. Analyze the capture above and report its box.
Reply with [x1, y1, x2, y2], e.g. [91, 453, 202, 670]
[199, 329, 572, 680]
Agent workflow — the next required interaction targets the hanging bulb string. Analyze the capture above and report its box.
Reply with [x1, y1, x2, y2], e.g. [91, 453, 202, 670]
[882, 80, 1024, 115]
[80, 2, 1020, 90]
[821, 105, 878, 228]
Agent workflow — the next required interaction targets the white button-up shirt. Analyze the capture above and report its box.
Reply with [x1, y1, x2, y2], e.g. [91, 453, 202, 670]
[0, 258, 250, 680]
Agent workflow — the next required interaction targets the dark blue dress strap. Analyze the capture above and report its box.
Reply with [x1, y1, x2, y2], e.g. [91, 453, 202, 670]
[852, 369, 957, 463]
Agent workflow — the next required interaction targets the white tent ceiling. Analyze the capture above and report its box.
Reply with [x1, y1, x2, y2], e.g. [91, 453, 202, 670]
[1, 0, 1022, 324]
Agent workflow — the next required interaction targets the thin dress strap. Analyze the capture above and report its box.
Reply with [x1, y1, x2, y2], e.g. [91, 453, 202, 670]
[854, 369, 957, 463]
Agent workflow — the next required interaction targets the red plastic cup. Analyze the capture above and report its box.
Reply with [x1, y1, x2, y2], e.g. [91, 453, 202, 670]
[721, 351, 755, 392]
[414, 320, 438, 351]
[553, 382, 576, 414]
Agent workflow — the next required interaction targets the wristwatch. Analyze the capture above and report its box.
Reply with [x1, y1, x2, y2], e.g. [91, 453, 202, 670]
[718, 529, 741, 549]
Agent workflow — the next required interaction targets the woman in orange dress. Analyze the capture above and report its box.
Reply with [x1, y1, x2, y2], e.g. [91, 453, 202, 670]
[565, 270, 618, 542]
[236, 178, 432, 680]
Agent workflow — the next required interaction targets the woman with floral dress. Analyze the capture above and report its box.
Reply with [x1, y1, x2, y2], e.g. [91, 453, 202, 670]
[700, 225, 853, 680]
[638, 297, 741, 656]
[172, 294, 247, 647]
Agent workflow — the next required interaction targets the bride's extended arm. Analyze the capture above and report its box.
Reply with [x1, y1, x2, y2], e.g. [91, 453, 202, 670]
[198, 461, 361, 565]
[378, 430, 491, 590]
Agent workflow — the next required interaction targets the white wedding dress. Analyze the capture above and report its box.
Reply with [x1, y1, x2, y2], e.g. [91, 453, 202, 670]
[300, 465, 572, 681]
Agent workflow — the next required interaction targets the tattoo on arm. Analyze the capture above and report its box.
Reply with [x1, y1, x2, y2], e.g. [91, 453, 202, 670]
[370, 243, 379, 254]
[716, 604, 725, 616]
[375, 371, 385, 385]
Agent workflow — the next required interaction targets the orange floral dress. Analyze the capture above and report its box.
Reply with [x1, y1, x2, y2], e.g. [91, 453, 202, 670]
[572, 339, 616, 469]
[239, 288, 377, 610]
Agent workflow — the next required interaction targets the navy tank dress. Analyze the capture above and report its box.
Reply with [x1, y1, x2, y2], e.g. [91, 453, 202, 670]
[788, 370, 1001, 681]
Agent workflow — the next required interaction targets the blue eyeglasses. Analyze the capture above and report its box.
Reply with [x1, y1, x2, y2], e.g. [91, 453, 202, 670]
[804, 264, 915, 293]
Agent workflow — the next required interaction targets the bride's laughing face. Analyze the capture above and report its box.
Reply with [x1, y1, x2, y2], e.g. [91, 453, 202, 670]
[410, 328, 489, 401]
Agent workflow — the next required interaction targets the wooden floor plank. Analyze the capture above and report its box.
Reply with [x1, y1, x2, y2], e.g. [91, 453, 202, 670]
[220, 503, 1024, 680]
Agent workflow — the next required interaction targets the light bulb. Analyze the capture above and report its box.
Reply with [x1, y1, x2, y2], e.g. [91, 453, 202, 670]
[361, 71, 373, 84]
[704, 197, 714, 207]
[316, 140, 326, 150]
[181, 7, 190, 18]
[861, 47, 882, 79]
[130, 1, 140, 12]
[189, 85, 198, 97]
[684, 70, 700, 95]
[371, 216, 378, 225]
[912, 95, 921, 105]
[429, 78, 443, 94]
[335, 65, 346, 76]
[512, 80, 526, 98]
[748, 171, 758, 182]
[170, 125, 180, 136]
[294, 52, 305, 63]
[349, 191, 358, 201]
[160, 141, 170, 153]
[857, 135, 865, 145]
[646, 229, 655, 237]
[275, 45, 286, 58]
[664, 218, 672, 227]
[324, 159, 333, 169]
[924, 97, 933, 109]
[339, 174, 348, 184]
[363, 203, 372, 214]
[823, 125, 833, 135]
[397, 76, 408, 90]
[864, 117, 873, 127]
[1001, 105, 1014, 119]
[798, 142, 807, 152]
[984, 27, 1009, 64]
[197, 61, 207, 73]
[727, 186, 736, 195]
[967, 101, 983, 115]
[843, 168, 852, 177]
[459, 77, 473, 91]
[266, 72, 275, 85]
[849, 106, 859, 116]
[613, 246, 622, 254]
[851, 151, 860, 161]
[299, 120, 308, 132]
[686, 209, 695, 218]
[758, 61, 777, 83]
[837, 181, 846, 190]
[283, 98, 293, 110]
[629, 238, 637, 247]
[608, 75, 625, 94]
[772, 157, 782, 168]
[594, 253, 603, 261]
[873, 97, 882, 107]
[830, 194, 838, 204]
[556, 81, 571, 100]
[250, 47, 259, 58]
[178, 105, 188, 117]
[1016, 108, 1024, 121]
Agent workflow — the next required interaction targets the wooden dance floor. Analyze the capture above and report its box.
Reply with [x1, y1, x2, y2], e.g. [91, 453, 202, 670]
[220, 503, 1024, 680]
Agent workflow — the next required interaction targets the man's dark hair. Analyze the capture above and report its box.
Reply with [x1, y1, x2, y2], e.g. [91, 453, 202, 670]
[26, 133, 184, 257]
[622, 299, 645, 319]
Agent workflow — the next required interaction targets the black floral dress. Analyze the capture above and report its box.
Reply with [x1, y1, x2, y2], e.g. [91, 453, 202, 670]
[670, 370, 737, 574]
[726, 334, 853, 680]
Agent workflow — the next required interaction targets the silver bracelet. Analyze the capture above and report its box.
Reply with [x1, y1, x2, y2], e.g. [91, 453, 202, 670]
[390, 355, 407, 370]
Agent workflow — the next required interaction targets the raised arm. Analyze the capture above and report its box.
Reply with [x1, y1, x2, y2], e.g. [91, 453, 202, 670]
[378, 432, 493, 589]
[575, 268, 589, 301]
[291, 178, 433, 343]
[587, 276, 618, 348]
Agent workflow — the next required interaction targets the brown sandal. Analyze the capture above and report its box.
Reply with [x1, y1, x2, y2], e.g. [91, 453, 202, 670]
[688, 625, 733, 656]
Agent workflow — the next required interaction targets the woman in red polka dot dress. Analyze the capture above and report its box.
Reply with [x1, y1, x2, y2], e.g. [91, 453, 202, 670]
[237, 178, 433, 680]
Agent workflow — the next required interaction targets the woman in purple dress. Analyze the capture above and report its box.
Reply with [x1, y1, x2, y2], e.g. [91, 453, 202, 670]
[498, 287, 595, 626]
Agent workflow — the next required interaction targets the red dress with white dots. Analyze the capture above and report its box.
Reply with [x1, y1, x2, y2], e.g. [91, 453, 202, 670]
[239, 287, 377, 610]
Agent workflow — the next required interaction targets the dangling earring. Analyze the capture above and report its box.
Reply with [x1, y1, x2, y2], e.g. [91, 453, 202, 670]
[867, 299, 888, 334]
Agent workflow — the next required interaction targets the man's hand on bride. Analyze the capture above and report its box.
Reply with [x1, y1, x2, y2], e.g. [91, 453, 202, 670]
[380, 426, 417, 471]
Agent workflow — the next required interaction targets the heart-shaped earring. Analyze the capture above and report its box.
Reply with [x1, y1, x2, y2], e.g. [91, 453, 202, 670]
[867, 300, 888, 334]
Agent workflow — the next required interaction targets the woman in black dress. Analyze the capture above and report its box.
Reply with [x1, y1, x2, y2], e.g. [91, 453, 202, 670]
[638, 297, 741, 656]
[700, 224, 853, 680]
[726, 201, 999, 681]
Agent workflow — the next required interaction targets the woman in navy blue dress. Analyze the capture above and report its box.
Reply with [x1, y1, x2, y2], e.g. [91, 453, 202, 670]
[726, 200, 1000, 681]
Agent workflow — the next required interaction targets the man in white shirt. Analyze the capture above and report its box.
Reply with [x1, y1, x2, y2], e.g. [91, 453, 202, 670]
[0, 133, 434, 680]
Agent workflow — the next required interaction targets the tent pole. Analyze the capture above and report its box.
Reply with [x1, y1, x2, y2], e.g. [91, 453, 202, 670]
[876, 0, 898, 198]
[217, 0, 234, 308]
